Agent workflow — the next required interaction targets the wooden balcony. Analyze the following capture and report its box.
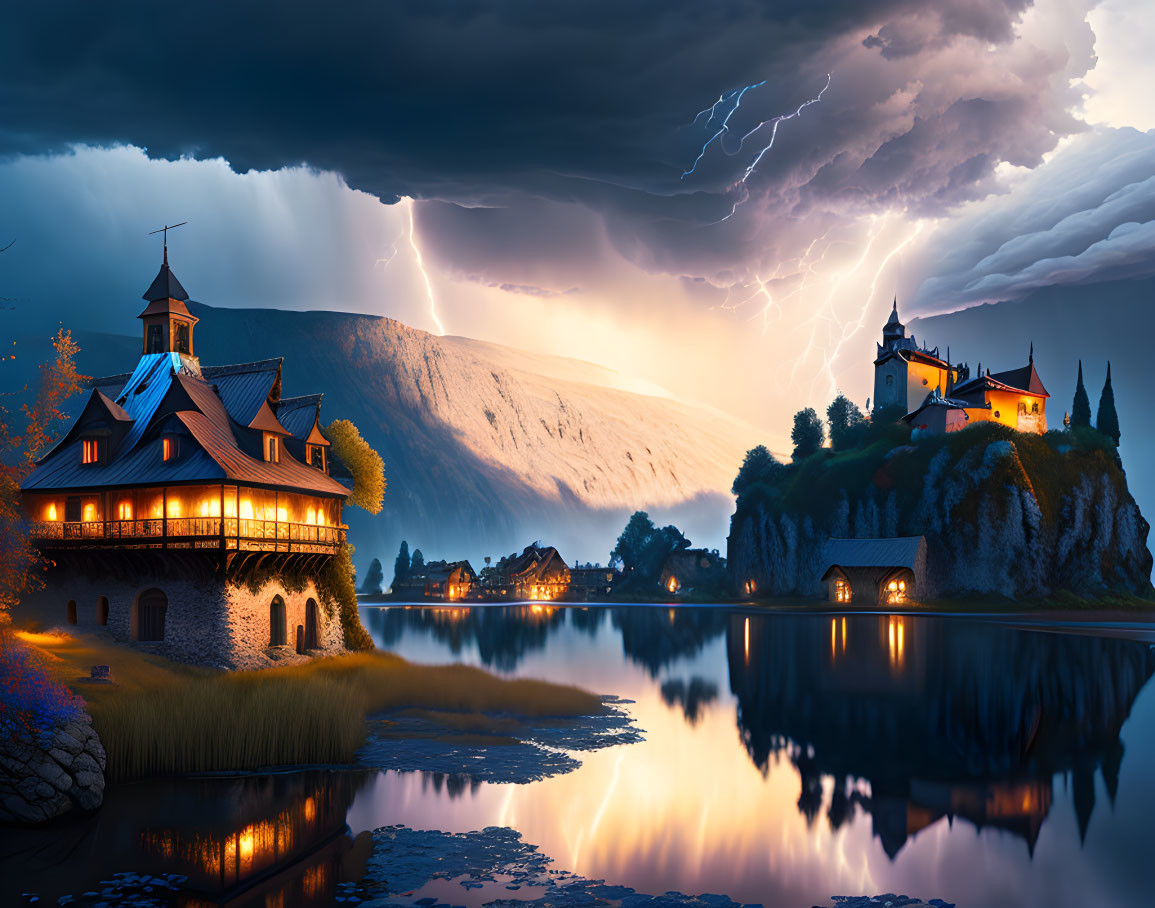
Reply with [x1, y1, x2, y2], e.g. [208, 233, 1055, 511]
[28, 516, 346, 555]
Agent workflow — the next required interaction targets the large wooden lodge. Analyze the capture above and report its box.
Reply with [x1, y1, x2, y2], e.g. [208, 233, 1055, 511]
[17, 249, 354, 668]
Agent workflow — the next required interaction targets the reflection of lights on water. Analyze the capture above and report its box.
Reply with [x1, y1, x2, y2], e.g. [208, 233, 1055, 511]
[744, 617, 750, 663]
[887, 615, 906, 671]
[303, 796, 316, 822]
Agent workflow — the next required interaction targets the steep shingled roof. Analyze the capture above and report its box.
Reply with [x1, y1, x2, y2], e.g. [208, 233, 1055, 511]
[820, 536, 925, 572]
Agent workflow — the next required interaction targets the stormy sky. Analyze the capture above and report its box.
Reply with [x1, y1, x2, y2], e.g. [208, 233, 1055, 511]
[1, 0, 1153, 440]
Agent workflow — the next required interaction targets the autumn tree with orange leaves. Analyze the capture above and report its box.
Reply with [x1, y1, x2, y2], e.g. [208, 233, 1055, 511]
[0, 328, 87, 619]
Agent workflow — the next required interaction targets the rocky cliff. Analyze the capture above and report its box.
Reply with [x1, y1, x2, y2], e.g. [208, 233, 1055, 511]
[727, 423, 1153, 601]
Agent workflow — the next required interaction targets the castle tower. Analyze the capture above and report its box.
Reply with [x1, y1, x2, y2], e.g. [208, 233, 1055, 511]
[881, 297, 905, 352]
[138, 244, 199, 360]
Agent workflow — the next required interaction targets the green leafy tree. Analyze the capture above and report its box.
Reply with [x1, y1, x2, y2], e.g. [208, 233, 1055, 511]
[392, 540, 411, 588]
[359, 557, 384, 595]
[324, 419, 385, 514]
[611, 511, 657, 573]
[826, 393, 866, 451]
[1096, 361, 1120, 445]
[410, 548, 426, 574]
[791, 408, 825, 461]
[1071, 360, 1092, 428]
[731, 445, 783, 498]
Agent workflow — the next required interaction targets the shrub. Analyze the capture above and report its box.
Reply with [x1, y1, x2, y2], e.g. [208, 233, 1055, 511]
[0, 628, 83, 743]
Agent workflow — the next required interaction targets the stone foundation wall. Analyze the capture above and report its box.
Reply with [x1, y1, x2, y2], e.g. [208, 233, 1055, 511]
[15, 568, 347, 670]
[223, 578, 345, 670]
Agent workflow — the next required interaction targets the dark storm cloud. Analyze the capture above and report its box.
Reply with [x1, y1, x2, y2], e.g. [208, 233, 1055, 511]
[0, 1, 1090, 285]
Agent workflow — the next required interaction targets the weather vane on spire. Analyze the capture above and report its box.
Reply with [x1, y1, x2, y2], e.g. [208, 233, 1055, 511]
[148, 221, 187, 266]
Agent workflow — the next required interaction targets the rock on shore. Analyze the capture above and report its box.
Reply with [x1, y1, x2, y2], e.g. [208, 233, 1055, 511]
[0, 707, 106, 824]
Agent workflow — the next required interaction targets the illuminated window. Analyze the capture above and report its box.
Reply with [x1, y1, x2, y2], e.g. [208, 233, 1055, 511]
[886, 578, 908, 605]
[82, 503, 96, 522]
[81, 438, 100, 464]
[117, 500, 133, 520]
[45, 503, 58, 521]
[162, 436, 178, 461]
[173, 321, 190, 354]
[834, 578, 851, 603]
[265, 434, 280, 463]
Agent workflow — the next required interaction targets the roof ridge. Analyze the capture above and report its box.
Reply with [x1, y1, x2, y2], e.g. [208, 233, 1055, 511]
[201, 357, 284, 377]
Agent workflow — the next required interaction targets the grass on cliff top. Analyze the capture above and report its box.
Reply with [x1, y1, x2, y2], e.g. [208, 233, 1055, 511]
[21, 633, 601, 783]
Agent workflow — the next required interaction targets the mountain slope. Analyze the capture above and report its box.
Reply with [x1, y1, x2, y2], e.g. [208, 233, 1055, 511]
[26, 304, 764, 573]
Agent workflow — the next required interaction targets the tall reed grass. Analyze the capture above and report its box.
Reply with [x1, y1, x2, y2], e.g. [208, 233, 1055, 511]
[90, 652, 600, 782]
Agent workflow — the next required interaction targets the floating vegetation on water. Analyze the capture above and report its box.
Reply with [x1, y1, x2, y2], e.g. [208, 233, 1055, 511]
[356, 695, 643, 784]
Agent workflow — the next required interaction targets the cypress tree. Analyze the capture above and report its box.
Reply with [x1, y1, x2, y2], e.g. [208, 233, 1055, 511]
[392, 540, 411, 587]
[1096, 361, 1121, 445]
[1071, 360, 1091, 428]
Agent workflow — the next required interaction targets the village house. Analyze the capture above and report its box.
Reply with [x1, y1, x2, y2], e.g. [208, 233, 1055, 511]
[819, 537, 927, 606]
[486, 544, 571, 601]
[17, 248, 353, 669]
[423, 560, 477, 600]
[875, 299, 1048, 435]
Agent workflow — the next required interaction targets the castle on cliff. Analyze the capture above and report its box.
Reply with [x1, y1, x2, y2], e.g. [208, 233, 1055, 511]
[873, 299, 1048, 435]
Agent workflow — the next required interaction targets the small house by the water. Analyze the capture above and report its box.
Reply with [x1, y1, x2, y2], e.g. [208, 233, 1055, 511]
[819, 537, 927, 605]
[659, 548, 725, 595]
[568, 563, 618, 601]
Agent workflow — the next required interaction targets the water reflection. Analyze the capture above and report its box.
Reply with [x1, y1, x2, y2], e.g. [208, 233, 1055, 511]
[728, 613, 1154, 857]
[364, 603, 1155, 879]
[0, 770, 372, 906]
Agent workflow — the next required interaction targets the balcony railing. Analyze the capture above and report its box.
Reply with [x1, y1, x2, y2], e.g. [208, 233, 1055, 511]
[29, 517, 345, 553]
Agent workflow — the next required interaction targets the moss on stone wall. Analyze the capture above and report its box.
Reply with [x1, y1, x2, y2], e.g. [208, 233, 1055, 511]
[317, 543, 374, 651]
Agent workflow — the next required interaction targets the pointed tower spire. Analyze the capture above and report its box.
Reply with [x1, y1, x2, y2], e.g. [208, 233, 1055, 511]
[1072, 359, 1091, 428]
[1029, 341, 1034, 365]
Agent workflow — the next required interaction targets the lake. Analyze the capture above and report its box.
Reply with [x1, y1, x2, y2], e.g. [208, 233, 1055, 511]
[3, 604, 1154, 907]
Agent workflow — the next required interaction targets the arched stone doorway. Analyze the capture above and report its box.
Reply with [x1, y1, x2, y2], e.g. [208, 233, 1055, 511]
[66, 600, 77, 625]
[269, 596, 287, 646]
[304, 599, 320, 650]
[97, 596, 109, 626]
[136, 589, 167, 641]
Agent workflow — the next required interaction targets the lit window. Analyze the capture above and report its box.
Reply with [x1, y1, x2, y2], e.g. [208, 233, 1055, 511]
[162, 437, 178, 461]
[82, 503, 96, 522]
[81, 438, 99, 464]
[834, 578, 851, 603]
[173, 321, 190, 355]
[886, 578, 907, 605]
[118, 501, 133, 520]
[46, 503, 58, 521]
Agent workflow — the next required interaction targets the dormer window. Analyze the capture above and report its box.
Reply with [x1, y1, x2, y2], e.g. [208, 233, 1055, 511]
[81, 438, 101, 465]
[307, 444, 326, 471]
[162, 436, 179, 462]
[265, 434, 280, 463]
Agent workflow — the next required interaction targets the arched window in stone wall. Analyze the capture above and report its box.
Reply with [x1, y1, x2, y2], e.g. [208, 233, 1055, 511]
[97, 596, 109, 626]
[270, 596, 288, 647]
[305, 599, 320, 650]
[136, 589, 167, 641]
[66, 600, 77, 625]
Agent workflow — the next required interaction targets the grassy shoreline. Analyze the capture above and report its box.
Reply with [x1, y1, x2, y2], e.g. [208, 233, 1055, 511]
[19, 632, 601, 783]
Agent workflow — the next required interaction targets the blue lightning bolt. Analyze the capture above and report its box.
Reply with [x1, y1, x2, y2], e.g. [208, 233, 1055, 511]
[681, 73, 833, 222]
[681, 80, 766, 179]
[735, 72, 831, 185]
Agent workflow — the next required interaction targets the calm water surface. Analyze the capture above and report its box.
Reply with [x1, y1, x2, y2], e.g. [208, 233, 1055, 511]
[4, 604, 1155, 908]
